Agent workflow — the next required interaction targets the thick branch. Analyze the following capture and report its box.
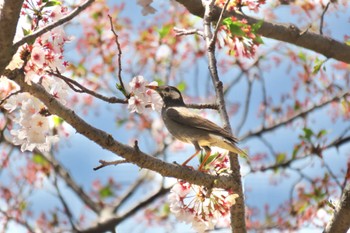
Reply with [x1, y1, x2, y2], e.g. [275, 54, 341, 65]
[175, 0, 350, 64]
[324, 184, 350, 233]
[10, 68, 235, 190]
[0, 0, 24, 74]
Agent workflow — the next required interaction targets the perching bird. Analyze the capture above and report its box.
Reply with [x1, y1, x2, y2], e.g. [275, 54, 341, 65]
[146, 85, 247, 170]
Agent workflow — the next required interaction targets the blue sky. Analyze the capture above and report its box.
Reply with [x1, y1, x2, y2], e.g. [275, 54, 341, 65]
[4, 1, 350, 232]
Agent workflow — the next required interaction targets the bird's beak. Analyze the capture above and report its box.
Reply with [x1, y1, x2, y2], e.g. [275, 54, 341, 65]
[146, 85, 159, 91]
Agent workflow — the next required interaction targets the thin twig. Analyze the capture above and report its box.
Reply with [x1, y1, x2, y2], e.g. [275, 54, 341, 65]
[0, 90, 22, 106]
[320, 2, 331, 35]
[13, 0, 95, 49]
[48, 71, 127, 104]
[112, 176, 146, 212]
[93, 159, 128, 171]
[251, 135, 350, 173]
[241, 90, 350, 140]
[108, 15, 126, 96]
[210, 0, 230, 48]
[53, 174, 77, 230]
[0, 208, 35, 233]
[259, 68, 268, 128]
[323, 161, 342, 189]
[187, 103, 218, 110]
[36, 150, 101, 213]
[236, 79, 252, 135]
[258, 135, 277, 157]
[173, 27, 204, 37]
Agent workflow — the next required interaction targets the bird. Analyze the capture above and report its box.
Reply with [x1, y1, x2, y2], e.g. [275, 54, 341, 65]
[146, 85, 247, 170]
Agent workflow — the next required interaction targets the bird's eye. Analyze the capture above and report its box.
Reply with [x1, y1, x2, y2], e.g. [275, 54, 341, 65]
[164, 87, 170, 92]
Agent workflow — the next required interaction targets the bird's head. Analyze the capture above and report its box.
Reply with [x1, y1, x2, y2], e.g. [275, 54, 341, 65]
[146, 85, 185, 107]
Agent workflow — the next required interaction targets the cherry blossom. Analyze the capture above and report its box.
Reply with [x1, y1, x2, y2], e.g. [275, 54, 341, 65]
[168, 149, 239, 232]
[6, 97, 59, 152]
[127, 76, 162, 113]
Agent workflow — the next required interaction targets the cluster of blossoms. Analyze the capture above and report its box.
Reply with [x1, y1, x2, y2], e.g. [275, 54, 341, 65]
[21, 3, 71, 84]
[168, 149, 239, 232]
[220, 17, 263, 58]
[214, 0, 266, 58]
[127, 75, 163, 113]
[4, 93, 60, 152]
[1, 3, 71, 152]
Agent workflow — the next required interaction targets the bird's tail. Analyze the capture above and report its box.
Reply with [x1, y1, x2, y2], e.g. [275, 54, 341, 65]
[223, 139, 249, 160]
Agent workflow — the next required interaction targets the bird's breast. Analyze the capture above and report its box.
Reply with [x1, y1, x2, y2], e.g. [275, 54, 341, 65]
[161, 107, 213, 144]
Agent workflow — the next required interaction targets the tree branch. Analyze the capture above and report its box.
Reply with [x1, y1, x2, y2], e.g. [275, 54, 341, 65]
[0, 0, 24, 74]
[49, 71, 128, 104]
[241, 90, 350, 140]
[41, 151, 102, 213]
[320, 2, 331, 35]
[80, 187, 170, 233]
[175, 0, 350, 64]
[13, 0, 95, 51]
[9, 68, 236, 190]
[202, 1, 246, 232]
[324, 184, 350, 233]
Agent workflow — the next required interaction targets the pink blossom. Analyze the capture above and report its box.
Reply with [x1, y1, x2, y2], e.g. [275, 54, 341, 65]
[128, 95, 145, 113]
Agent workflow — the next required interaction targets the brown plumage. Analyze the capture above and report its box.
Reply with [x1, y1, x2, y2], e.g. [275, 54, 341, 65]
[147, 85, 247, 169]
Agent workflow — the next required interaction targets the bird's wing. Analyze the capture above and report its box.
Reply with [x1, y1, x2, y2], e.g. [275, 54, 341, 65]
[165, 107, 238, 143]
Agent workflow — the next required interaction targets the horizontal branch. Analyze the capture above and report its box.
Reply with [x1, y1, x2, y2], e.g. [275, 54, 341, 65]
[13, 0, 95, 51]
[252, 135, 350, 173]
[175, 0, 350, 64]
[186, 103, 218, 109]
[241, 90, 350, 140]
[10, 68, 237, 190]
[80, 187, 170, 233]
[49, 71, 127, 104]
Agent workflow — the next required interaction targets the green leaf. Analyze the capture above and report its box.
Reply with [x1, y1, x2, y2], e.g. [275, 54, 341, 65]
[162, 203, 170, 216]
[292, 144, 301, 158]
[116, 83, 128, 97]
[346, 40, 350, 46]
[254, 35, 264, 44]
[301, 128, 314, 142]
[22, 28, 32, 36]
[52, 116, 63, 127]
[312, 57, 326, 74]
[154, 78, 164, 86]
[276, 153, 286, 164]
[43, 0, 61, 7]
[316, 129, 327, 139]
[294, 101, 301, 111]
[19, 201, 27, 211]
[204, 152, 219, 165]
[99, 185, 114, 199]
[176, 82, 186, 92]
[298, 51, 307, 62]
[297, 202, 309, 214]
[223, 18, 245, 37]
[251, 20, 263, 33]
[157, 25, 172, 39]
[32, 154, 48, 166]
[116, 118, 127, 126]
